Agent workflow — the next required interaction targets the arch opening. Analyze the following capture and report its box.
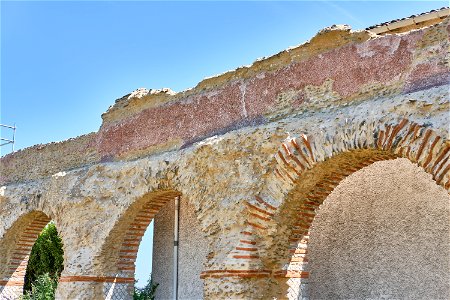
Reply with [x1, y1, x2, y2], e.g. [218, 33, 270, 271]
[0, 211, 63, 300]
[259, 151, 449, 299]
[96, 189, 208, 300]
[303, 158, 450, 299]
[96, 190, 180, 299]
[264, 149, 398, 298]
[239, 118, 449, 299]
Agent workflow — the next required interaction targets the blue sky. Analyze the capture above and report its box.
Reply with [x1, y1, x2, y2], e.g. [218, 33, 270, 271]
[1, 0, 447, 288]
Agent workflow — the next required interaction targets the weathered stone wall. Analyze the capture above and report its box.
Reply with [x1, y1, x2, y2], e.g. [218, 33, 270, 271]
[1, 84, 448, 299]
[1, 19, 448, 185]
[0, 15, 448, 300]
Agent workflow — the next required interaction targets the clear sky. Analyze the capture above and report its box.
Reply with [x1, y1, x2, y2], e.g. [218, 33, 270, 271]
[1, 0, 447, 288]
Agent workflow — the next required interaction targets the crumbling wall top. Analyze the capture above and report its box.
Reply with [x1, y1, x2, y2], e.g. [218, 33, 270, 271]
[101, 25, 373, 126]
[1, 15, 449, 185]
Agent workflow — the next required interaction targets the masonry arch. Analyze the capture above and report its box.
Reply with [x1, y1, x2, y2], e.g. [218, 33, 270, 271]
[94, 189, 181, 298]
[304, 158, 450, 299]
[88, 184, 209, 300]
[236, 117, 449, 298]
[0, 210, 62, 299]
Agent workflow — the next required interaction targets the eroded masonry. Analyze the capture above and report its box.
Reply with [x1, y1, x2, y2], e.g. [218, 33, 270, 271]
[1, 9, 449, 300]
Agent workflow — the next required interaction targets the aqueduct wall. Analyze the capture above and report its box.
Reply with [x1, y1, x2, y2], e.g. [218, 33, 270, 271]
[0, 13, 449, 300]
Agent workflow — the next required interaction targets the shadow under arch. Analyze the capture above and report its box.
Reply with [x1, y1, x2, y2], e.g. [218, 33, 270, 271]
[233, 117, 449, 298]
[0, 210, 57, 299]
[94, 189, 181, 298]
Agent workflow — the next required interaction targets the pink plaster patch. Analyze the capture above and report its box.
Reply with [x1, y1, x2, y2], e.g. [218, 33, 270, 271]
[96, 26, 444, 159]
[97, 84, 246, 157]
[404, 62, 449, 94]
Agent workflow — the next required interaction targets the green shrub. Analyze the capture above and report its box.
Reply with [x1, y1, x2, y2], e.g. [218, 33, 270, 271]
[21, 273, 58, 300]
[24, 222, 64, 294]
[134, 275, 158, 300]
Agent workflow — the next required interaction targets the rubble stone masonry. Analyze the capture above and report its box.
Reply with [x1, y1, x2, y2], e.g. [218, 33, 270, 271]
[0, 14, 449, 299]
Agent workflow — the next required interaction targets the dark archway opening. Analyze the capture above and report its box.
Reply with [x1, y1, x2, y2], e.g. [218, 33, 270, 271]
[0, 211, 64, 300]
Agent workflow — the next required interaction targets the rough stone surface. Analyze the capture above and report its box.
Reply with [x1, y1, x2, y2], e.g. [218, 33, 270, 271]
[178, 198, 208, 299]
[306, 159, 450, 300]
[1, 19, 449, 185]
[152, 199, 174, 300]
[0, 16, 449, 300]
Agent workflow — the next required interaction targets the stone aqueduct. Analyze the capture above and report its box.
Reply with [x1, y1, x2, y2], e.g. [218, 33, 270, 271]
[1, 12, 449, 300]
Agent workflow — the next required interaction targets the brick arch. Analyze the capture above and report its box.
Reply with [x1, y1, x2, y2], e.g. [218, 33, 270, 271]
[81, 189, 182, 298]
[0, 210, 54, 299]
[233, 117, 449, 298]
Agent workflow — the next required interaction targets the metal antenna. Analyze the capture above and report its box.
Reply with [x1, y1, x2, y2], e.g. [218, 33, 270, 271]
[0, 123, 16, 153]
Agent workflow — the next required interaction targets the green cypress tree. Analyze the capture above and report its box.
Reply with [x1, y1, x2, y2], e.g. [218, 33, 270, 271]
[23, 222, 64, 294]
